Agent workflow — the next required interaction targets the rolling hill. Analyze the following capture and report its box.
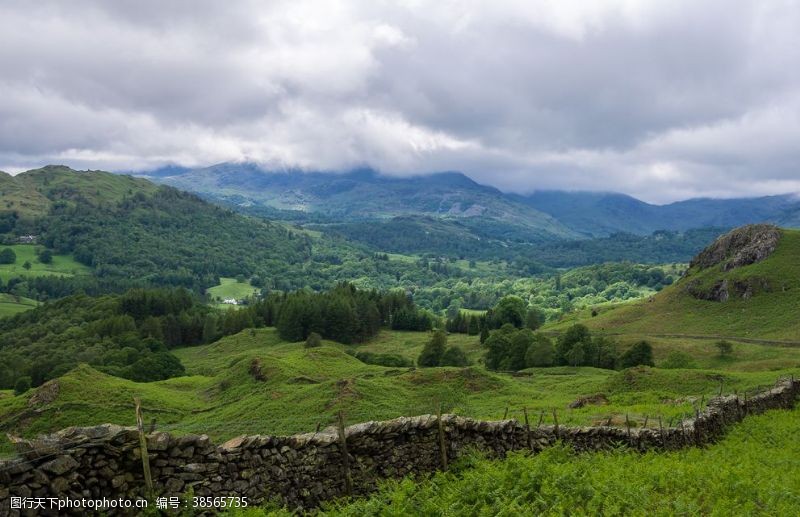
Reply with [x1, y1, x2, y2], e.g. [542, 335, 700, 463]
[2, 165, 159, 218]
[550, 224, 800, 340]
[0, 165, 312, 296]
[3, 327, 798, 459]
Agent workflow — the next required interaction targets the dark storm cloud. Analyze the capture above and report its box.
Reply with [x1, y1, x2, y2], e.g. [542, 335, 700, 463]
[1, 0, 799, 202]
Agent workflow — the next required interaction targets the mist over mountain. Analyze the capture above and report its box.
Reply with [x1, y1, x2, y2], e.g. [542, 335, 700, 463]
[140, 162, 800, 238]
[143, 162, 579, 241]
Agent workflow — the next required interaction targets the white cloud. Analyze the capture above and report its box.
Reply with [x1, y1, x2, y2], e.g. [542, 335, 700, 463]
[0, 0, 799, 202]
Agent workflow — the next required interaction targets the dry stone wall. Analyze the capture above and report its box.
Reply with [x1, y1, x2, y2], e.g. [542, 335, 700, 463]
[1, 379, 798, 515]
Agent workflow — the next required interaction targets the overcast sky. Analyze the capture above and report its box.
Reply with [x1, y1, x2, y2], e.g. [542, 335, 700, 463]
[1, 0, 799, 203]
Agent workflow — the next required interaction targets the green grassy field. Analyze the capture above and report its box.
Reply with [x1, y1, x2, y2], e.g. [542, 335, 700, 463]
[0, 244, 90, 282]
[0, 293, 38, 317]
[206, 277, 259, 307]
[239, 406, 800, 516]
[2, 327, 797, 460]
[548, 229, 800, 341]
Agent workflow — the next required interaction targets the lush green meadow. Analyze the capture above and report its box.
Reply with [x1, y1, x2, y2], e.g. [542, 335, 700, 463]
[0, 244, 89, 282]
[0, 293, 38, 317]
[207, 277, 260, 307]
[2, 327, 797, 460]
[237, 406, 800, 516]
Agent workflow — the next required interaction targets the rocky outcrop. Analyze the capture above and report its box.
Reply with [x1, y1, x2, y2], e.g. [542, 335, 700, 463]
[27, 381, 59, 408]
[684, 224, 780, 301]
[685, 276, 772, 302]
[689, 224, 780, 272]
[1, 379, 797, 516]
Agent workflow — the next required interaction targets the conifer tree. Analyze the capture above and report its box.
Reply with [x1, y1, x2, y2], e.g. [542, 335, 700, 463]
[418, 329, 447, 367]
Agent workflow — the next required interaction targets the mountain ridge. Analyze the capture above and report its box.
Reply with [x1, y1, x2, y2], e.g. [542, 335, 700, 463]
[137, 162, 800, 237]
[146, 162, 579, 241]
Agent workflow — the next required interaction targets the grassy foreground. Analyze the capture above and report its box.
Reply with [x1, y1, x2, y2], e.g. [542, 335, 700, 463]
[238, 406, 800, 516]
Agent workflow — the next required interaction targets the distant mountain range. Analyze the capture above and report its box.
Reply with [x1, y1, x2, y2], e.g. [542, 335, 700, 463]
[141, 163, 578, 241]
[138, 162, 800, 238]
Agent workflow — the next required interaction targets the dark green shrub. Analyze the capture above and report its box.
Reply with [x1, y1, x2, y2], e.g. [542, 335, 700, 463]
[14, 376, 31, 395]
[441, 346, 470, 367]
[418, 329, 447, 367]
[0, 248, 16, 264]
[305, 332, 322, 348]
[620, 341, 655, 368]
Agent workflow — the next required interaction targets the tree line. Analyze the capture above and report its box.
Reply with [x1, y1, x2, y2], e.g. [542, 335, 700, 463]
[0, 283, 438, 391]
[484, 322, 654, 372]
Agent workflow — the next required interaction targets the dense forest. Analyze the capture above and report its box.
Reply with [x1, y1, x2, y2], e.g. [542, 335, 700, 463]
[312, 217, 725, 267]
[10, 188, 311, 296]
[0, 284, 434, 390]
[0, 289, 207, 390]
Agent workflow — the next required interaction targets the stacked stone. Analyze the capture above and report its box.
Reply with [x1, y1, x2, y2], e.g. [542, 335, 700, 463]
[1, 379, 797, 515]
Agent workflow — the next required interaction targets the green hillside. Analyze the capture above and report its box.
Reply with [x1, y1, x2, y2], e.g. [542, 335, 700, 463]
[1, 165, 158, 218]
[549, 227, 800, 341]
[3, 327, 797, 459]
[0, 166, 312, 298]
[0, 171, 51, 217]
[16, 165, 160, 212]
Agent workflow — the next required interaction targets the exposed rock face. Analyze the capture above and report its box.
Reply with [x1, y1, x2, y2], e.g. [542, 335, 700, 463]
[249, 358, 267, 382]
[569, 393, 609, 409]
[1, 380, 797, 515]
[689, 224, 780, 272]
[27, 380, 59, 408]
[685, 277, 772, 302]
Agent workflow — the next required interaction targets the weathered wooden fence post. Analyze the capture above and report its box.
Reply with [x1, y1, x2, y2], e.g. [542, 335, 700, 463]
[503, 407, 509, 420]
[523, 407, 532, 451]
[658, 415, 665, 448]
[625, 414, 632, 444]
[537, 410, 545, 428]
[134, 398, 153, 498]
[337, 411, 353, 497]
[552, 409, 559, 438]
[436, 402, 448, 470]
